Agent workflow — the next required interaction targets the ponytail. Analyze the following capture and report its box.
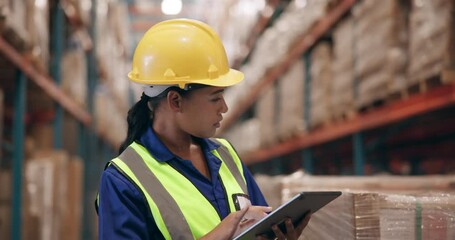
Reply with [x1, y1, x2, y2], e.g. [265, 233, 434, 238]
[118, 93, 152, 154]
[118, 84, 207, 154]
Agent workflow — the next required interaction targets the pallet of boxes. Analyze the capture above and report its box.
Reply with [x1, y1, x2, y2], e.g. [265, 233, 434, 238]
[255, 171, 455, 239]
[408, 0, 455, 90]
[22, 142, 84, 240]
[352, 0, 408, 110]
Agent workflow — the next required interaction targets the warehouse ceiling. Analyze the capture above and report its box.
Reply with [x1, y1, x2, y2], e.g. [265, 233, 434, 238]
[129, 0, 212, 33]
[127, 0, 232, 55]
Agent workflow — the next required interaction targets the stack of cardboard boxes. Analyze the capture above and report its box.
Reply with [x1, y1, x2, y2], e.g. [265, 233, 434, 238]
[331, 17, 355, 121]
[277, 59, 306, 139]
[22, 151, 83, 240]
[310, 43, 332, 128]
[255, 171, 455, 239]
[352, 0, 408, 109]
[408, 0, 454, 86]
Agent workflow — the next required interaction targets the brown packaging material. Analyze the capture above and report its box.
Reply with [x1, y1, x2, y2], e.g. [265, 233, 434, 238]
[65, 157, 84, 240]
[408, 0, 454, 84]
[300, 192, 355, 240]
[310, 43, 332, 128]
[254, 174, 284, 209]
[23, 150, 69, 240]
[26, 0, 49, 72]
[275, 172, 455, 239]
[256, 86, 277, 147]
[224, 118, 261, 155]
[29, 123, 54, 151]
[0, 170, 11, 240]
[353, 0, 408, 108]
[332, 17, 354, 120]
[61, 42, 88, 108]
[276, 59, 306, 139]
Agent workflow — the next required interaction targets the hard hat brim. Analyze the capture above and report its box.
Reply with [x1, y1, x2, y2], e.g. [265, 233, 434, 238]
[128, 68, 244, 88]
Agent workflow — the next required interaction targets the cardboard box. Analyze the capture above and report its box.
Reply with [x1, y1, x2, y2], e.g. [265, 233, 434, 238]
[277, 59, 306, 139]
[353, 0, 408, 108]
[24, 151, 70, 240]
[65, 157, 83, 240]
[0, 170, 11, 240]
[310, 43, 332, 128]
[409, 0, 454, 85]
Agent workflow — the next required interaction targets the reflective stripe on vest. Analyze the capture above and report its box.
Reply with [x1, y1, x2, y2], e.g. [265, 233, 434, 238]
[111, 138, 247, 239]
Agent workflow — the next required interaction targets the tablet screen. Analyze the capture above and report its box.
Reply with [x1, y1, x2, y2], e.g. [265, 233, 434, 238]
[234, 191, 341, 240]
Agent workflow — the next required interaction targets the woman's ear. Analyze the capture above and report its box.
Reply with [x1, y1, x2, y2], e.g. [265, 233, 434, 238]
[167, 90, 183, 112]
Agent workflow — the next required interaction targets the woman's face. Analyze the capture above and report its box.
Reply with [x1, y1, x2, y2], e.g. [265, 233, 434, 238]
[176, 86, 228, 138]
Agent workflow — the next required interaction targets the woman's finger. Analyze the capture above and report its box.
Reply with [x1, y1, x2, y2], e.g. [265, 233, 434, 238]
[234, 206, 250, 223]
[285, 218, 295, 235]
[244, 206, 273, 220]
[271, 224, 286, 240]
[296, 212, 312, 233]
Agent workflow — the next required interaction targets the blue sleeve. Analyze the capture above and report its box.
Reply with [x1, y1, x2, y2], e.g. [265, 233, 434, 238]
[242, 163, 269, 207]
[98, 165, 164, 240]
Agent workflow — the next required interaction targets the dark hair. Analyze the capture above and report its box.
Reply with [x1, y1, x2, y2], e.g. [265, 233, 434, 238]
[118, 84, 206, 154]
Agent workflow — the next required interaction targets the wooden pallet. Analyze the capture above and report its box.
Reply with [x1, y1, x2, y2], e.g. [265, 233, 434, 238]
[442, 69, 455, 84]
[389, 72, 448, 102]
[358, 98, 388, 113]
[331, 109, 357, 123]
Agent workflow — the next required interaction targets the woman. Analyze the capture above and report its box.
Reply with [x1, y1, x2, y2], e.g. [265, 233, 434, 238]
[96, 18, 310, 239]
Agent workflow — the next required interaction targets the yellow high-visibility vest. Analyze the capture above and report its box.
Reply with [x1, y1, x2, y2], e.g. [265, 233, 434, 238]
[108, 138, 247, 239]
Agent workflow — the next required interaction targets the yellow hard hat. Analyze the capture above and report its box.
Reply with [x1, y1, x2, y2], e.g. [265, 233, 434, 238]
[128, 18, 244, 89]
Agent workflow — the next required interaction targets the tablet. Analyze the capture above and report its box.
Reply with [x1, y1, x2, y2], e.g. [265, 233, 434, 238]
[234, 191, 342, 240]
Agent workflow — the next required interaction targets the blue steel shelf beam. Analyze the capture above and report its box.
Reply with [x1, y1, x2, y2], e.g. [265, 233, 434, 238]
[12, 70, 26, 240]
[82, 0, 99, 238]
[51, 2, 66, 149]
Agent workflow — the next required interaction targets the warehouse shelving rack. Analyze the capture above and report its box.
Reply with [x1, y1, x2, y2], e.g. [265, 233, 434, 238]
[231, 0, 285, 69]
[0, 1, 120, 239]
[221, 0, 455, 175]
[220, 0, 357, 132]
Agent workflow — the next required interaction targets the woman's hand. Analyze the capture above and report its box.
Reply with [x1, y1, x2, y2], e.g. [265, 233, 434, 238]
[234, 206, 273, 237]
[200, 206, 272, 240]
[256, 212, 312, 240]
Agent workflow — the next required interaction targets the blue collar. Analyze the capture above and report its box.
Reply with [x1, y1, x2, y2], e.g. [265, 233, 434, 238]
[138, 127, 220, 162]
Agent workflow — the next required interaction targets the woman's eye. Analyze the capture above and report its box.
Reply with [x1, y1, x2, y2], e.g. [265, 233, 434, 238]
[211, 98, 221, 102]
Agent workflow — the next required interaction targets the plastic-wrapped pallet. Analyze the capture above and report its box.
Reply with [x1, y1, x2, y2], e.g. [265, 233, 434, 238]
[256, 85, 277, 147]
[1, 0, 49, 70]
[224, 0, 332, 116]
[408, 0, 454, 85]
[61, 36, 87, 108]
[26, 0, 49, 71]
[0, 0, 29, 51]
[417, 193, 455, 239]
[23, 151, 70, 240]
[277, 59, 306, 140]
[61, 0, 91, 26]
[300, 192, 356, 240]
[353, 0, 408, 109]
[290, 191, 454, 239]
[224, 118, 261, 155]
[310, 42, 332, 128]
[280, 171, 455, 194]
[279, 172, 455, 239]
[94, 86, 127, 146]
[216, 0, 264, 62]
[331, 17, 355, 121]
[254, 174, 285, 209]
[96, 0, 130, 108]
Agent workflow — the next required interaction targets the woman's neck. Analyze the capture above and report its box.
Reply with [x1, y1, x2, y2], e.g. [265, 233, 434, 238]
[153, 119, 194, 153]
